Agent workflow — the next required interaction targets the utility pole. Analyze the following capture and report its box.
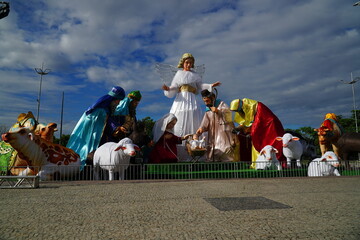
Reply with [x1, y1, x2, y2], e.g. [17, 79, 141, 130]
[340, 73, 360, 133]
[34, 63, 51, 122]
[60, 91, 64, 145]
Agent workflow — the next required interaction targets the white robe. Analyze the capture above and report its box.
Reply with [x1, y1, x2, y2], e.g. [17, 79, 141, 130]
[164, 70, 212, 161]
[164, 70, 212, 136]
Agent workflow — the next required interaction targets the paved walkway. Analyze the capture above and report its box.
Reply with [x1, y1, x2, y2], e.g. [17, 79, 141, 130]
[1, 177, 360, 240]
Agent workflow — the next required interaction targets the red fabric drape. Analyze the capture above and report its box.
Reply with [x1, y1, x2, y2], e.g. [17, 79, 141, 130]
[251, 102, 285, 162]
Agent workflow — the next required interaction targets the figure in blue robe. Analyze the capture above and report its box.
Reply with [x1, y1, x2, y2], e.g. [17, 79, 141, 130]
[66, 86, 125, 166]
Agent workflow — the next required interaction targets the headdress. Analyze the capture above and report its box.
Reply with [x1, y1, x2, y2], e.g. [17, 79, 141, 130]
[177, 53, 195, 68]
[108, 86, 125, 100]
[17, 113, 27, 122]
[324, 113, 338, 122]
[10, 111, 37, 132]
[201, 89, 215, 98]
[113, 90, 141, 116]
[230, 98, 258, 127]
[152, 113, 177, 143]
[86, 86, 125, 115]
[16, 111, 35, 122]
[128, 90, 142, 101]
[230, 99, 243, 112]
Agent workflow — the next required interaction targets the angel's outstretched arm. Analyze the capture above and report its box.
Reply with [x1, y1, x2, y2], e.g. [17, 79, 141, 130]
[212, 81, 221, 87]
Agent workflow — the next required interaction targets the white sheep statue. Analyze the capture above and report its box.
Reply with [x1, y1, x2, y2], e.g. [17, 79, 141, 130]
[93, 138, 139, 181]
[255, 145, 282, 171]
[308, 151, 341, 177]
[276, 133, 303, 168]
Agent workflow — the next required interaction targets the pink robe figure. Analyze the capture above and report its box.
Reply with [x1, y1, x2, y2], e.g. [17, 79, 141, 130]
[198, 100, 238, 162]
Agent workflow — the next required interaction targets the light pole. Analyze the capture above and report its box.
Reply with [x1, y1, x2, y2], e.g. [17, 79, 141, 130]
[340, 72, 360, 133]
[60, 91, 64, 145]
[34, 63, 51, 122]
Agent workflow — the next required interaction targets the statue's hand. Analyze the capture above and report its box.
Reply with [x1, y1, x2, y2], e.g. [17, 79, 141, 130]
[162, 84, 170, 91]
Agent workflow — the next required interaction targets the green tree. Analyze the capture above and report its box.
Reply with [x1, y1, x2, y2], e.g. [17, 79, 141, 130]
[284, 126, 317, 143]
[53, 134, 70, 147]
[139, 116, 155, 137]
[338, 110, 360, 133]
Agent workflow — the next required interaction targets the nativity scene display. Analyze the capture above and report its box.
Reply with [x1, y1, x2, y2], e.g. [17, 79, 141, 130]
[1, 53, 360, 181]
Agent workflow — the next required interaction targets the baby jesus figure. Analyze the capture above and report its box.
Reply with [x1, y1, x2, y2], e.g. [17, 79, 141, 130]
[189, 134, 206, 150]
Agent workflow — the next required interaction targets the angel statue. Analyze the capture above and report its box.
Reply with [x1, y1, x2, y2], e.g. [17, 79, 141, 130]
[155, 53, 221, 161]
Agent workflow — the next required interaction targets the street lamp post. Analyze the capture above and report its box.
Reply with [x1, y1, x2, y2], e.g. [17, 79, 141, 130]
[340, 72, 360, 133]
[34, 63, 51, 122]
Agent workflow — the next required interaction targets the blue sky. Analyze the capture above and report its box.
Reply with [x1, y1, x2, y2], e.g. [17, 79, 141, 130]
[1, 0, 360, 137]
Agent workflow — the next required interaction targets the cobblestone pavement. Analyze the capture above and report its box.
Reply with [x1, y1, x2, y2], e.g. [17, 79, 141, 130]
[1, 177, 360, 240]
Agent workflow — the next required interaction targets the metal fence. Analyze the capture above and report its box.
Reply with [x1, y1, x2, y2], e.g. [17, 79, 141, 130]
[1, 160, 360, 181]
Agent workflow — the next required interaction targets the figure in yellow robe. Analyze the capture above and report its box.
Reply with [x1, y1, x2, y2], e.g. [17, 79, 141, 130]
[230, 98, 285, 167]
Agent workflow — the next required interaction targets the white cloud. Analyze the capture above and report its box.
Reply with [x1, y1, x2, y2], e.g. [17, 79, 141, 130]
[1, 0, 360, 135]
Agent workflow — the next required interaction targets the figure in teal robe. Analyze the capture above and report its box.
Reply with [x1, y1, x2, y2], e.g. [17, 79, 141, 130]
[66, 86, 125, 166]
[100, 90, 142, 144]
